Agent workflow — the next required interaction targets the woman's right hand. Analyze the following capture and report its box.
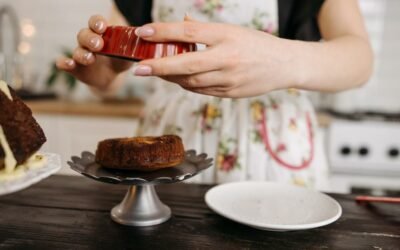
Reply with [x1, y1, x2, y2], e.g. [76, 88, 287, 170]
[56, 15, 133, 91]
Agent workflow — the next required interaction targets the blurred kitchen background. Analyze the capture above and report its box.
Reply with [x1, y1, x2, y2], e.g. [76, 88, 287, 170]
[0, 0, 399, 194]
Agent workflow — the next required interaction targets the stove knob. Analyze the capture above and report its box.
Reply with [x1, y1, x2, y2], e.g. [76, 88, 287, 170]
[358, 146, 369, 157]
[340, 146, 351, 156]
[388, 148, 399, 158]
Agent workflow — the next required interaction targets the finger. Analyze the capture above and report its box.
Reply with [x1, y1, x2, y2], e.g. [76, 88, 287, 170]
[88, 15, 108, 34]
[184, 13, 196, 22]
[135, 21, 226, 45]
[56, 57, 76, 71]
[184, 86, 241, 98]
[56, 58, 112, 91]
[182, 86, 224, 97]
[56, 57, 82, 84]
[77, 28, 104, 51]
[161, 71, 225, 89]
[72, 47, 96, 66]
[134, 51, 221, 76]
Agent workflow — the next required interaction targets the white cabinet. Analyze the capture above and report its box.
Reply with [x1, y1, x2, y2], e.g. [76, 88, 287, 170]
[34, 114, 139, 175]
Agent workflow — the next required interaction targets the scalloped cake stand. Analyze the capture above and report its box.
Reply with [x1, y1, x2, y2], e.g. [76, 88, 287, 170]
[68, 150, 213, 227]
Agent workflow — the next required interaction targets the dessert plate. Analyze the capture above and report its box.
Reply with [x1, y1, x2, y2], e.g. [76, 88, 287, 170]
[205, 181, 342, 231]
[0, 153, 61, 196]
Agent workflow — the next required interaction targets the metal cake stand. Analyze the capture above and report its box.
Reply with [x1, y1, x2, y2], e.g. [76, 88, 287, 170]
[68, 150, 213, 227]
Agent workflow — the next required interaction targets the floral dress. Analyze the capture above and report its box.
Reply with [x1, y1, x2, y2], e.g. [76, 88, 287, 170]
[139, 0, 329, 188]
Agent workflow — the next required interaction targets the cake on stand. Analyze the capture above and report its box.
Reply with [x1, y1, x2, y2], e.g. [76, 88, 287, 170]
[68, 150, 213, 227]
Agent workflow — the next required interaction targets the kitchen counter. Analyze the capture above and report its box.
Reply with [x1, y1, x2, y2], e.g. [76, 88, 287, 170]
[0, 175, 399, 249]
[26, 100, 332, 126]
[26, 100, 144, 118]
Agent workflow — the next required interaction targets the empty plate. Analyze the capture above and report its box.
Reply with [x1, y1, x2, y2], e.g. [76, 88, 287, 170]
[205, 181, 342, 231]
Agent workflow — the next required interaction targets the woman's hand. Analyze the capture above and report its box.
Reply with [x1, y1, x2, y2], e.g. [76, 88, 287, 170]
[133, 0, 374, 98]
[56, 15, 133, 91]
[133, 21, 300, 98]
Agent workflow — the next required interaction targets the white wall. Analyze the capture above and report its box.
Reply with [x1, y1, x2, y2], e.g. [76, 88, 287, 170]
[360, 0, 400, 112]
[0, 0, 399, 111]
[0, 0, 112, 92]
[322, 0, 400, 113]
[36, 114, 139, 175]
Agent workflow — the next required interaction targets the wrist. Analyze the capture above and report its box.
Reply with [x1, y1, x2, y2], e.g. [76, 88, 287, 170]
[281, 39, 314, 91]
[260, 37, 310, 92]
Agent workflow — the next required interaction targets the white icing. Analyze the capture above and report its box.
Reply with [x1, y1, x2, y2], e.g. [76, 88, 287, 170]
[0, 126, 17, 173]
[0, 152, 47, 181]
[0, 167, 24, 181]
[22, 153, 47, 169]
[0, 80, 13, 100]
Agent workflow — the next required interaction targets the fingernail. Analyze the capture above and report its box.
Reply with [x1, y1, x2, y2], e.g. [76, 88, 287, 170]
[90, 37, 101, 49]
[133, 65, 152, 76]
[94, 21, 104, 31]
[84, 52, 93, 61]
[65, 59, 74, 66]
[184, 12, 193, 21]
[135, 26, 155, 37]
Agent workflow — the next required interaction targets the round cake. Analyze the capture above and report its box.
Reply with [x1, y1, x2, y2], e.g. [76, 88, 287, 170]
[98, 26, 197, 61]
[95, 135, 185, 171]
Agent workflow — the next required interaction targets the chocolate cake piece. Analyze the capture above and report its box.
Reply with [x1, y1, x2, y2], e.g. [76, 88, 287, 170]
[95, 135, 185, 171]
[0, 83, 46, 170]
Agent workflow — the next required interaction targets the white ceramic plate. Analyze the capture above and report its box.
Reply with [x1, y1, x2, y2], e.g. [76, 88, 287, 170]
[205, 181, 342, 231]
[0, 153, 61, 196]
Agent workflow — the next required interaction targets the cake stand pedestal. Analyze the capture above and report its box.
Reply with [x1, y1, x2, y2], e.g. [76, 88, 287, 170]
[68, 150, 213, 227]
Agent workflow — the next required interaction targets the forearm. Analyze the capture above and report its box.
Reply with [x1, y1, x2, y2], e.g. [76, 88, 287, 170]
[290, 35, 373, 92]
[292, 0, 374, 93]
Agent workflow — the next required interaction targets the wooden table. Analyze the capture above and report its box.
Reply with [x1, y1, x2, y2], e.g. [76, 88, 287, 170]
[0, 176, 399, 249]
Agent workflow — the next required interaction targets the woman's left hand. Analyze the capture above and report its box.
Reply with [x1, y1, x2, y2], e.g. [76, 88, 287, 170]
[133, 20, 301, 98]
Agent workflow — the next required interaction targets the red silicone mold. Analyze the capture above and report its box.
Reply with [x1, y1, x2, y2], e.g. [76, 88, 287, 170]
[98, 26, 197, 61]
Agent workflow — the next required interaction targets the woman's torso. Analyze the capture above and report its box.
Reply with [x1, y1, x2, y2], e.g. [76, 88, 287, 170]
[135, 0, 329, 187]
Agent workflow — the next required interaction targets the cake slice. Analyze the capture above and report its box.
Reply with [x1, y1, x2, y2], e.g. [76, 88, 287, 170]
[0, 81, 46, 173]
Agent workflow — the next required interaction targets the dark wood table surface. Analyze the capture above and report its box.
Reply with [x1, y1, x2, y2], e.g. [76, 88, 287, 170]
[0, 175, 399, 250]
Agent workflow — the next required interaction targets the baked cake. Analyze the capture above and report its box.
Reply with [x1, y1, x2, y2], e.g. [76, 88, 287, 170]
[0, 81, 46, 174]
[95, 135, 185, 171]
[99, 26, 197, 61]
